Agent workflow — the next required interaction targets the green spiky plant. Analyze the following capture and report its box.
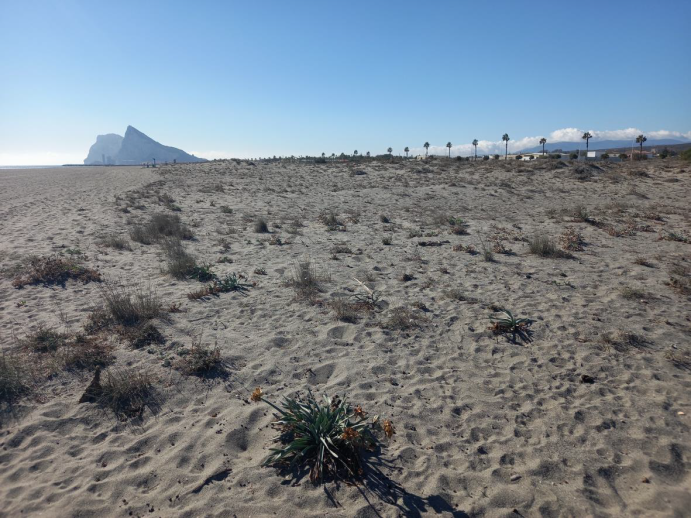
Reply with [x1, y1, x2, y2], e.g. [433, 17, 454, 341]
[251, 388, 394, 483]
[490, 308, 534, 343]
[207, 273, 250, 295]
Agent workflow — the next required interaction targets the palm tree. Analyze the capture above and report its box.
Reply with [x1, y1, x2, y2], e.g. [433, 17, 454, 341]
[502, 134, 510, 160]
[404, 146, 409, 158]
[446, 142, 452, 158]
[636, 134, 647, 158]
[353, 150, 358, 157]
[424, 142, 430, 156]
[582, 132, 592, 154]
[539, 137, 547, 155]
[387, 147, 393, 155]
[472, 139, 478, 161]
[366, 151, 370, 157]
[321, 152, 325, 159]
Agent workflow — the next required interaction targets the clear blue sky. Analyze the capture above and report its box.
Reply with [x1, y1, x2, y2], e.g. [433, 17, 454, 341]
[1, 0, 690, 164]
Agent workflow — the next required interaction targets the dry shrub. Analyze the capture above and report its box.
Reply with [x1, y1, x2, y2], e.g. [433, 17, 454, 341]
[665, 350, 691, 371]
[600, 331, 650, 352]
[12, 255, 102, 288]
[633, 257, 654, 267]
[668, 265, 690, 295]
[254, 218, 270, 233]
[21, 326, 70, 353]
[319, 211, 346, 231]
[287, 261, 329, 301]
[382, 306, 423, 330]
[128, 323, 165, 349]
[528, 236, 573, 259]
[175, 341, 225, 377]
[621, 287, 648, 300]
[98, 367, 158, 420]
[444, 289, 468, 301]
[130, 213, 193, 244]
[0, 352, 32, 405]
[100, 282, 162, 327]
[329, 299, 371, 323]
[560, 228, 585, 251]
[98, 234, 132, 251]
[162, 238, 213, 280]
[58, 334, 114, 371]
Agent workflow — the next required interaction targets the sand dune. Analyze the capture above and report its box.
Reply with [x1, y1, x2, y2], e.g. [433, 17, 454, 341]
[1, 158, 690, 517]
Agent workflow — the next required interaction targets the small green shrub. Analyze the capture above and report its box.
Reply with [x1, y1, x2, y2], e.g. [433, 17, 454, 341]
[490, 308, 534, 343]
[251, 389, 394, 483]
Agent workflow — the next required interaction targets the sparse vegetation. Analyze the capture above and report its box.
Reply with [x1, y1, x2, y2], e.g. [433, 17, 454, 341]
[98, 234, 132, 251]
[254, 218, 270, 233]
[621, 287, 648, 300]
[0, 353, 31, 405]
[175, 340, 225, 377]
[383, 306, 422, 330]
[97, 367, 158, 420]
[12, 255, 102, 288]
[129, 213, 194, 244]
[286, 261, 329, 301]
[99, 282, 163, 328]
[528, 235, 573, 259]
[560, 228, 585, 251]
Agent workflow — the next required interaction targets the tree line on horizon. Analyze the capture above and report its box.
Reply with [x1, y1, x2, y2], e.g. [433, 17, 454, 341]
[245, 132, 656, 162]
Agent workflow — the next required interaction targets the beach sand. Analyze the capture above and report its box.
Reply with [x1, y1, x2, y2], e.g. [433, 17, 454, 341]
[1, 158, 690, 516]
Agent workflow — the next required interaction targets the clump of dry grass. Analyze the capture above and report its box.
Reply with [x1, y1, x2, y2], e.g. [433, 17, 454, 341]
[560, 228, 585, 251]
[130, 213, 194, 244]
[20, 328, 113, 375]
[621, 287, 648, 300]
[99, 282, 163, 328]
[445, 288, 469, 301]
[668, 264, 690, 295]
[21, 326, 70, 353]
[286, 261, 330, 302]
[528, 236, 573, 259]
[382, 306, 423, 330]
[163, 239, 215, 281]
[97, 367, 158, 420]
[98, 234, 132, 251]
[0, 352, 32, 405]
[633, 257, 654, 267]
[129, 323, 165, 349]
[319, 211, 346, 231]
[665, 350, 691, 371]
[254, 218, 270, 233]
[175, 340, 225, 377]
[329, 299, 371, 323]
[12, 255, 102, 288]
[599, 331, 650, 352]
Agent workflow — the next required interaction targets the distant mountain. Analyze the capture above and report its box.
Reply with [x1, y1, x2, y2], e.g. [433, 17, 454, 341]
[84, 134, 124, 165]
[84, 126, 206, 165]
[521, 138, 689, 153]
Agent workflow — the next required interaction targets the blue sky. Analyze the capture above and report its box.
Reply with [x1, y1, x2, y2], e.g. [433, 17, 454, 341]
[1, 0, 690, 164]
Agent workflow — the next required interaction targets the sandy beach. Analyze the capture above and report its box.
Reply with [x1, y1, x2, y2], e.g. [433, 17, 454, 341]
[1, 158, 690, 517]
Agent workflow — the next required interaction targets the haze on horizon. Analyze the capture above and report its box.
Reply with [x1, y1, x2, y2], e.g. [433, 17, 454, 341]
[1, 0, 689, 165]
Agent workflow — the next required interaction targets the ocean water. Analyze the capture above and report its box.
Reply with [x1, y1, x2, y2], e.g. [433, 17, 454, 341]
[0, 165, 61, 170]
